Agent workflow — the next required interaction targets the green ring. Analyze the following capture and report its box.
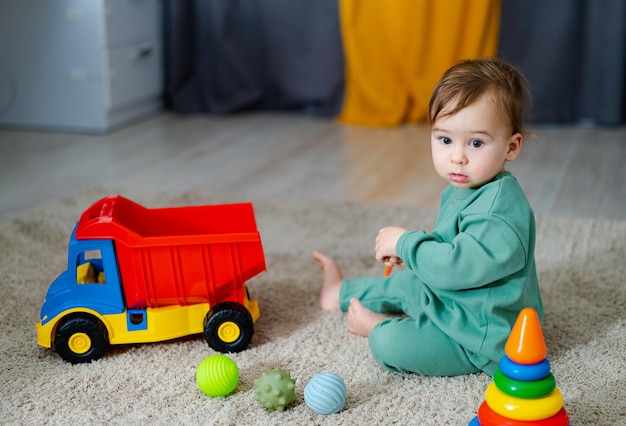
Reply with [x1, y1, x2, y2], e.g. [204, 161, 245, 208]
[493, 369, 556, 399]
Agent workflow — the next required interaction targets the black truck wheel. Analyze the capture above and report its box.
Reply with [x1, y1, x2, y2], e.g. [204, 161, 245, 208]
[54, 316, 107, 364]
[204, 302, 254, 353]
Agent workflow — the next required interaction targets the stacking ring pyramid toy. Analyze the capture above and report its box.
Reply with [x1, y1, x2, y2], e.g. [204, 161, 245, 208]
[469, 307, 570, 425]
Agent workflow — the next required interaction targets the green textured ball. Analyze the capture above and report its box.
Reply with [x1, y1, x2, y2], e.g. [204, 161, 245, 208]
[196, 354, 239, 397]
[253, 368, 296, 411]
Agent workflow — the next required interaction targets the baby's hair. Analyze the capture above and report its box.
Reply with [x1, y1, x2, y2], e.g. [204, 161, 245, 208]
[428, 57, 532, 136]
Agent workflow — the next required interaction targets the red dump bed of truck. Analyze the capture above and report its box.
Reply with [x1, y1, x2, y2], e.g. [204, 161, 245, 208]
[75, 196, 266, 309]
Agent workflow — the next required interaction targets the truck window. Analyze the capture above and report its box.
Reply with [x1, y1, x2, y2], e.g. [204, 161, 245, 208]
[83, 249, 102, 261]
[76, 249, 106, 284]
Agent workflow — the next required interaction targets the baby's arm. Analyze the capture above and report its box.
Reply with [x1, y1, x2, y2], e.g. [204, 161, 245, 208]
[397, 216, 527, 290]
[375, 226, 407, 265]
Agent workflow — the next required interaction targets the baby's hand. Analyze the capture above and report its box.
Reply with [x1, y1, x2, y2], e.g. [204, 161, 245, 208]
[375, 226, 407, 265]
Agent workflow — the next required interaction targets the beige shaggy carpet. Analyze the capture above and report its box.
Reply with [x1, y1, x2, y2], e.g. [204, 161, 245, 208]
[1, 187, 625, 425]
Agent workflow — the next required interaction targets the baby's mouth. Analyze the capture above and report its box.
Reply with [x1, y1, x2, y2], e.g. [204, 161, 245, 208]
[449, 173, 469, 183]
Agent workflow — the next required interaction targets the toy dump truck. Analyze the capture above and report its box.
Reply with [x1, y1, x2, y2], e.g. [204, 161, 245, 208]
[36, 195, 266, 364]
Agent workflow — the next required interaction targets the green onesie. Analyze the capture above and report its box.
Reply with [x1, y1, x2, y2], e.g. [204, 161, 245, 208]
[339, 171, 544, 376]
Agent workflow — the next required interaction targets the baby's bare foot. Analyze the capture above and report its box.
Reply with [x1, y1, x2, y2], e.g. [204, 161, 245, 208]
[314, 250, 342, 311]
[347, 298, 387, 337]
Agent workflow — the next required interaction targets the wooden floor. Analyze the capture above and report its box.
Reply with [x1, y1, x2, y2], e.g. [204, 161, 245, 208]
[1, 112, 625, 224]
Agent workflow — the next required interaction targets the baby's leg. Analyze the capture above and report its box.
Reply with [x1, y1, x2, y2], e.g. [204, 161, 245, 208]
[368, 317, 481, 376]
[313, 251, 342, 311]
[347, 298, 388, 337]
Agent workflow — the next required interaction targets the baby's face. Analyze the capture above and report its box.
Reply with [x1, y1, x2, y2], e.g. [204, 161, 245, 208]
[430, 92, 522, 189]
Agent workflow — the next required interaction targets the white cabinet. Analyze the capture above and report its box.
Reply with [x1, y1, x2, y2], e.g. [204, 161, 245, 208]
[0, 0, 162, 132]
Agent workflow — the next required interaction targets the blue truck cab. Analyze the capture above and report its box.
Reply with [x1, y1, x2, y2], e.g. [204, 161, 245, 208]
[37, 225, 126, 362]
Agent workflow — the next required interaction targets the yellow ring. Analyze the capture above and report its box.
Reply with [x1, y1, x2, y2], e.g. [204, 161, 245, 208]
[485, 382, 563, 421]
[68, 332, 91, 354]
[217, 321, 241, 343]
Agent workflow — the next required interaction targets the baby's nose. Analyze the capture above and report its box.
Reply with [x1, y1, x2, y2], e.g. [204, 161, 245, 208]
[450, 147, 467, 164]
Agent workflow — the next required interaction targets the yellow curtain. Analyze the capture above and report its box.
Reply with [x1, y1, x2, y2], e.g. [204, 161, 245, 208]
[337, 0, 501, 127]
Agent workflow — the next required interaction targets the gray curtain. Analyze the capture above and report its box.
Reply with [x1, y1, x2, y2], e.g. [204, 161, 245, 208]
[163, 1, 626, 125]
[499, 0, 626, 125]
[163, 0, 344, 116]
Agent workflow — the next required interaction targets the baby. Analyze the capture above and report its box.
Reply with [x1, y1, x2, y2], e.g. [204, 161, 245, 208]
[315, 58, 543, 376]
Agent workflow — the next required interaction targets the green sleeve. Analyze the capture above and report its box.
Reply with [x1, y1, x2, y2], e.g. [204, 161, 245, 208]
[397, 213, 527, 291]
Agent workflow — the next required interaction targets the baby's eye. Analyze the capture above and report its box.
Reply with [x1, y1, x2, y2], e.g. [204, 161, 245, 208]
[470, 139, 483, 148]
[440, 137, 452, 145]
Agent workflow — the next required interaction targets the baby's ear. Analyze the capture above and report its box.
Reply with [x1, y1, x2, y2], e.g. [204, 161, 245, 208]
[505, 133, 523, 162]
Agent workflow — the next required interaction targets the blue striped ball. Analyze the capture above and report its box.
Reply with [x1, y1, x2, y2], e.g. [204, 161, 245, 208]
[304, 372, 347, 415]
